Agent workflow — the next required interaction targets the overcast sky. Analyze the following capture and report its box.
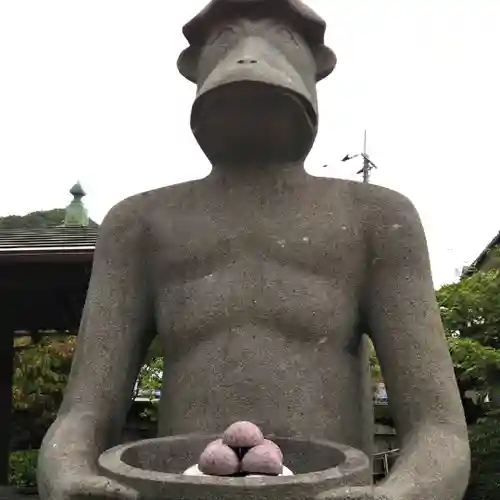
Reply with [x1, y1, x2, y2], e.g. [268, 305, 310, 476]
[1, 0, 499, 287]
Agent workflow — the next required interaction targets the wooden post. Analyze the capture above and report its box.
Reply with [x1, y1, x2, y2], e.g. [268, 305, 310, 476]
[0, 328, 14, 485]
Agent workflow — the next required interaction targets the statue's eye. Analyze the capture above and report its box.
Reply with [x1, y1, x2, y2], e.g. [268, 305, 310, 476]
[275, 26, 299, 47]
[205, 25, 239, 59]
[207, 26, 237, 46]
[199, 25, 239, 78]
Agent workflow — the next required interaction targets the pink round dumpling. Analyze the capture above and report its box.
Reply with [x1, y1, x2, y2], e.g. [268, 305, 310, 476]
[222, 421, 264, 448]
[241, 443, 283, 475]
[204, 438, 224, 449]
[198, 442, 239, 476]
[262, 439, 283, 460]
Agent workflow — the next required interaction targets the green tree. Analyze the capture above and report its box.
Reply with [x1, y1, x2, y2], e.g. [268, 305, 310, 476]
[0, 208, 98, 229]
[135, 356, 163, 422]
[12, 335, 76, 450]
[437, 264, 500, 394]
[465, 412, 500, 500]
[436, 262, 500, 499]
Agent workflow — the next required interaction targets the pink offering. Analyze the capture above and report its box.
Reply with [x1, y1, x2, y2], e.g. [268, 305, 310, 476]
[188, 421, 291, 477]
[222, 421, 264, 449]
[241, 443, 283, 475]
[198, 442, 239, 476]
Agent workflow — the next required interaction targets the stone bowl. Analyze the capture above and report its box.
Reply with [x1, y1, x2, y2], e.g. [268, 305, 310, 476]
[98, 435, 372, 500]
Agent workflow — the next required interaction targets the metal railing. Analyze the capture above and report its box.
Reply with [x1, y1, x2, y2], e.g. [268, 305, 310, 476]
[373, 448, 400, 478]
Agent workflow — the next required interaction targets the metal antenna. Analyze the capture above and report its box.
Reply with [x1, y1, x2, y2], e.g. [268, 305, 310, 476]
[362, 130, 369, 183]
[341, 130, 379, 184]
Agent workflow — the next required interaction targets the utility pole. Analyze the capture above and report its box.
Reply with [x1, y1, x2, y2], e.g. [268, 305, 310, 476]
[341, 130, 379, 184]
[362, 130, 370, 183]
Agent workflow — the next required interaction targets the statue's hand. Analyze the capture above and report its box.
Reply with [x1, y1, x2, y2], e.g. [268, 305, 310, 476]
[46, 473, 139, 500]
[38, 414, 140, 500]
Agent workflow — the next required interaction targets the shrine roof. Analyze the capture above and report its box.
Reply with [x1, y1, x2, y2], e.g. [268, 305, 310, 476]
[463, 229, 500, 277]
[0, 226, 98, 254]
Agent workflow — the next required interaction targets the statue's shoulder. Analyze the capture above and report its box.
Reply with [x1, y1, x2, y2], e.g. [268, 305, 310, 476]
[340, 181, 426, 253]
[99, 184, 190, 239]
[316, 177, 418, 219]
[341, 180, 420, 222]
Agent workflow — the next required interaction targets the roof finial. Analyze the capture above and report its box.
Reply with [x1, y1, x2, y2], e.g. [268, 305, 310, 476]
[70, 181, 86, 199]
[64, 181, 89, 227]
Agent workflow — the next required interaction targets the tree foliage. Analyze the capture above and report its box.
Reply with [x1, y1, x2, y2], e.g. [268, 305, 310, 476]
[369, 339, 382, 388]
[0, 208, 98, 229]
[438, 265, 500, 349]
[448, 337, 500, 394]
[12, 336, 76, 449]
[135, 356, 163, 422]
[465, 413, 500, 500]
[9, 450, 38, 489]
[438, 266, 500, 394]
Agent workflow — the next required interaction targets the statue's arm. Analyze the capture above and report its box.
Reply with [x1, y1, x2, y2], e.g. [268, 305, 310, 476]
[38, 201, 155, 491]
[365, 192, 470, 500]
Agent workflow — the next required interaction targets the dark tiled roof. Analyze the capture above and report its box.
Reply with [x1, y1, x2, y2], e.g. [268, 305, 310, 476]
[463, 230, 500, 277]
[0, 227, 98, 252]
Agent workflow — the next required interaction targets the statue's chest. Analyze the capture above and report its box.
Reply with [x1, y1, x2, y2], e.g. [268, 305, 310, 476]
[150, 204, 365, 338]
[151, 202, 365, 281]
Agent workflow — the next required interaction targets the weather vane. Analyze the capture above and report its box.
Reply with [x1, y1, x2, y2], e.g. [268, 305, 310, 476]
[341, 130, 379, 184]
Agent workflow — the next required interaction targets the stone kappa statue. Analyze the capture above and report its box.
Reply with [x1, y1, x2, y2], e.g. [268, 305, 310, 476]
[38, 1, 470, 499]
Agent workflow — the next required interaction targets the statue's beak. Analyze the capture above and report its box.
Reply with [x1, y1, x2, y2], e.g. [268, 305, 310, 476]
[190, 36, 318, 165]
[194, 36, 317, 121]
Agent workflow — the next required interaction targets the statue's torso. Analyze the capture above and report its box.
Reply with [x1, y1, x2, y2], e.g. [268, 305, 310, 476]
[142, 175, 373, 452]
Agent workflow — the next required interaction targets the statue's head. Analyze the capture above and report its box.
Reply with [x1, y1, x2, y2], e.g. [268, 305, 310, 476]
[178, 0, 336, 166]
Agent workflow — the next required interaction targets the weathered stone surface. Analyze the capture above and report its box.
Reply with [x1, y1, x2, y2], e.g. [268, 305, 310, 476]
[38, 0, 470, 499]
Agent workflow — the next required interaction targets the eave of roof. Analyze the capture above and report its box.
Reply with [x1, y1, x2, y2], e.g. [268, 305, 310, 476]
[462, 230, 500, 278]
[0, 227, 98, 251]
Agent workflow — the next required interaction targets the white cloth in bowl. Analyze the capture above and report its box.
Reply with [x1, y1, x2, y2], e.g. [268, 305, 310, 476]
[183, 464, 294, 476]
